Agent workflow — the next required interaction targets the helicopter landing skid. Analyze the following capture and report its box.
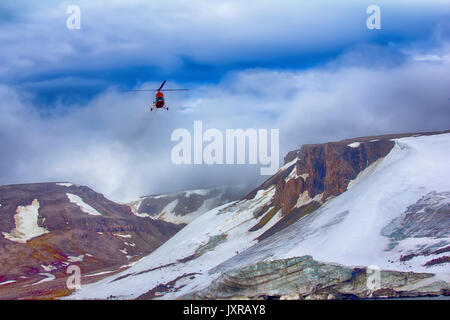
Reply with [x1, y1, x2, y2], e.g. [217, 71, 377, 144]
[150, 105, 169, 111]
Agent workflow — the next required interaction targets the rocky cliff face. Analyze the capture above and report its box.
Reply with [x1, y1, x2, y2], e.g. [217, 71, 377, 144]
[277, 139, 394, 210]
[185, 256, 445, 300]
[245, 136, 398, 241]
[382, 191, 450, 267]
[0, 183, 183, 299]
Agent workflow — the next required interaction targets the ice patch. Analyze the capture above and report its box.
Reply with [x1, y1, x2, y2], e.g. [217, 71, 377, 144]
[158, 195, 227, 225]
[41, 264, 58, 272]
[56, 183, 73, 187]
[278, 157, 298, 172]
[254, 185, 275, 201]
[294, 191, 323, 209]
[86, 270, 116, 277]
[347, 157, 384, 190]
[66, 193, 102, 216]
[347, 142, 361, 148]
[150, 199, 180, 223]
[128, 199, 150, 217]
[31, 273, 56, 286]
[0, 280, 16, 286]
[114, 233, 132, 238]
[133, 212, 150, 218]
[285, 166, 309, 183]
[2, 199, 49, 243]
[67, 255, 84, 262]
[120, 261, 137, 268]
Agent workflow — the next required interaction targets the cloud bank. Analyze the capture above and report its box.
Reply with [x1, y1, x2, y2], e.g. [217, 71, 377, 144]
[1, 0, 449, 101]
[0, 1, 449, 201]
[1, 46, 449, 201]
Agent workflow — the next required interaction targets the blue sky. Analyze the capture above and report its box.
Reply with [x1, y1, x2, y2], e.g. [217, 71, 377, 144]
[0, 0, 449, 200]
[1, 0, 448, 105]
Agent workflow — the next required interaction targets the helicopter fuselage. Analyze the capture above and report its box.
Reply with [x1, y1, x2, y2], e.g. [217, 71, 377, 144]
[153, 91, 166, 109]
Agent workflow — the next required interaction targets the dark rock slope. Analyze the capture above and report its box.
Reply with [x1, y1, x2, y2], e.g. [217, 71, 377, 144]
[0, 182, 182, 299]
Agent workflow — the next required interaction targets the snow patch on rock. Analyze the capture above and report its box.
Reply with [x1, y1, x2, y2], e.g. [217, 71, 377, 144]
[347, 142, 361, 148]
[114, 233, 132, 238]
[66, 193, 102, 216]
[56, 183, 73, 187]
[278, 158, 298, 173]
[0, 280, 16, 286]
[67, 255, 84, 262]
[86, 270, 116, 277]
[150, 199, 180, 223]
[31, 273, 56, 286]
[294, 191, 323, 209]
[2, 199, 49, 243]
[41, 264, 58, 272]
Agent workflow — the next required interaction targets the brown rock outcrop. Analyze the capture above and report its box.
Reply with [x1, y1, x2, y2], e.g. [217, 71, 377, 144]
[0, 182, 183, 299]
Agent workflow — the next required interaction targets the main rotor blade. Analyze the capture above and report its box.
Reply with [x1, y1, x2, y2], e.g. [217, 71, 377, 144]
[158, 80, 167, 91]
[124, 88, 189, 92]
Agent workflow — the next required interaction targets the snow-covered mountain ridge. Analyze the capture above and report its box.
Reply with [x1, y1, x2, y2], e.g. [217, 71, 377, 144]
[69, 131, 450, 299]
[127, 186, 250, 225]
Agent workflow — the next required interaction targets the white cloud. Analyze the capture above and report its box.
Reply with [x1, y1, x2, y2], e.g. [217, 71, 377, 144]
[0, 45, 449, 202]
[1, 0, 449, 81]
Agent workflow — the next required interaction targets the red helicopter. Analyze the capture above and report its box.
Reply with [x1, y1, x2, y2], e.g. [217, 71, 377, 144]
[127, 80, 188, 111]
